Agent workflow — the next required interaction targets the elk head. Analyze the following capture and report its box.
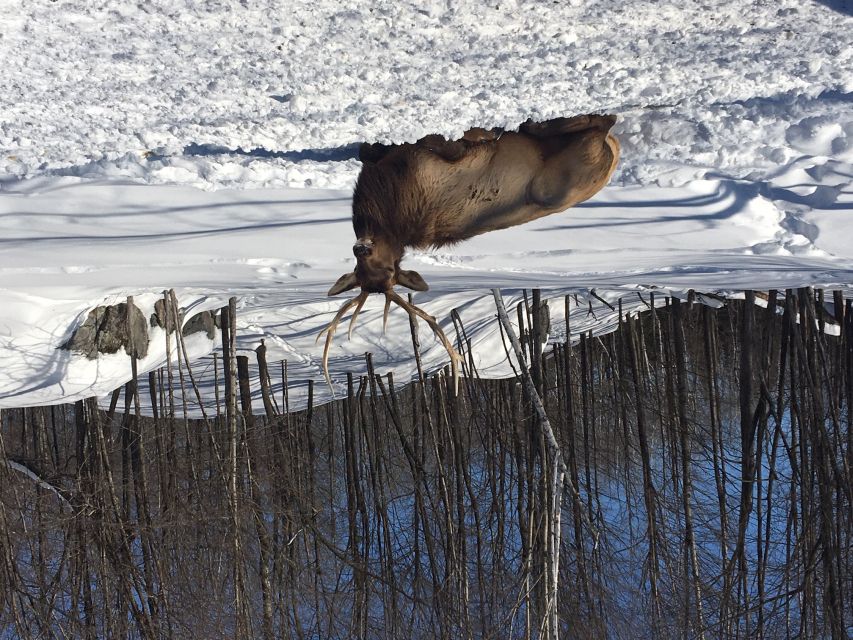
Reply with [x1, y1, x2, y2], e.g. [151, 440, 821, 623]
[319, 236, 463, 392]
[328, 237, 427, 295]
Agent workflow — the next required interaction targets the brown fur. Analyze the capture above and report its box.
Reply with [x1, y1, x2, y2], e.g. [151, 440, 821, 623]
[330, 114, 620, 295]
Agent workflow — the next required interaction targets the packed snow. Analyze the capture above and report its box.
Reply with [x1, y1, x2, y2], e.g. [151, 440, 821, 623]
[0, 0, 851, 410]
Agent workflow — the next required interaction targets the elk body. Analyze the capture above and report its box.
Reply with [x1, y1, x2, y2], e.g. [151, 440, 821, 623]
[320, 114, 620, 388]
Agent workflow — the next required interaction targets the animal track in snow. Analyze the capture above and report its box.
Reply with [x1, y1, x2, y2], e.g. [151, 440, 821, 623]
[245, 258, 312, 280]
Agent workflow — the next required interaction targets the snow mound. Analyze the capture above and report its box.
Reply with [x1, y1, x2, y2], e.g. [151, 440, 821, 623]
[2, 0, 852, 190]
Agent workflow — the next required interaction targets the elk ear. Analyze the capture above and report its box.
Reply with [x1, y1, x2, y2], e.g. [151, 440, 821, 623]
[397, 269, 429, 292]
[328, 272, 359, 296]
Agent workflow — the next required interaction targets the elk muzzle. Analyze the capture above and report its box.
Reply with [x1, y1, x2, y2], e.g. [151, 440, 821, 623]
[353, 238, 374, 258]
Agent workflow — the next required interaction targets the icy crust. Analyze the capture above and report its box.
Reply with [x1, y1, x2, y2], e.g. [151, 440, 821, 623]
[2, 0, 852, 189]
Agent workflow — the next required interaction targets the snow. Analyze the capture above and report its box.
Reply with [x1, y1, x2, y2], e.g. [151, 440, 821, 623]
[0, 0, 852, 411]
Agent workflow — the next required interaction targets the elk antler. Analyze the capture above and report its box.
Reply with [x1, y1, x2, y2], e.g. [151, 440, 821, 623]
[317, 290, 463, 394]
[317, 291, 369, 389]
[384, 290, 463, 395]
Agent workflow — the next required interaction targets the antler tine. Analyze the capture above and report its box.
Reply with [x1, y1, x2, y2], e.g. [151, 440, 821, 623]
[382, 295, 392, 334]
[318, 291, 369, 389]
[385, 290, 464, 395]
[347, 293, 368, 340]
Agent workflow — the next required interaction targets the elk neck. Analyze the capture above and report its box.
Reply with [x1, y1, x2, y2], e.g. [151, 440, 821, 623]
[352, 157, 432, 249]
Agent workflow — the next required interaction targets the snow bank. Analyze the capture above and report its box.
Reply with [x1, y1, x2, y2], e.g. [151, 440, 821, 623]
[2, 0, 851, 190]
[0, 0, 852, 410]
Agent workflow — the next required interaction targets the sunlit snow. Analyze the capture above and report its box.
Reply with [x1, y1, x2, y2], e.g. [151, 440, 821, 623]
[1, 0, 851, 410]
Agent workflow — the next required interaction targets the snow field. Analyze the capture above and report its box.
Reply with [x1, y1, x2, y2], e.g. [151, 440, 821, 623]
[0, 0, 852, 410]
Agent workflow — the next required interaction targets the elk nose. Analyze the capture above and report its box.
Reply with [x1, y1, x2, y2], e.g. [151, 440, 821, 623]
[353, 239, 374, 257]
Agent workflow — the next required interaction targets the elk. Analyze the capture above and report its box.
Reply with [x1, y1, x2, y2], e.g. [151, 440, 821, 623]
[320, 114, 620, 390]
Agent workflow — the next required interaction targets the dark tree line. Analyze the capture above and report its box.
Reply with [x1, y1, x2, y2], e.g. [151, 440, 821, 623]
[0, 288, 850, 639]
